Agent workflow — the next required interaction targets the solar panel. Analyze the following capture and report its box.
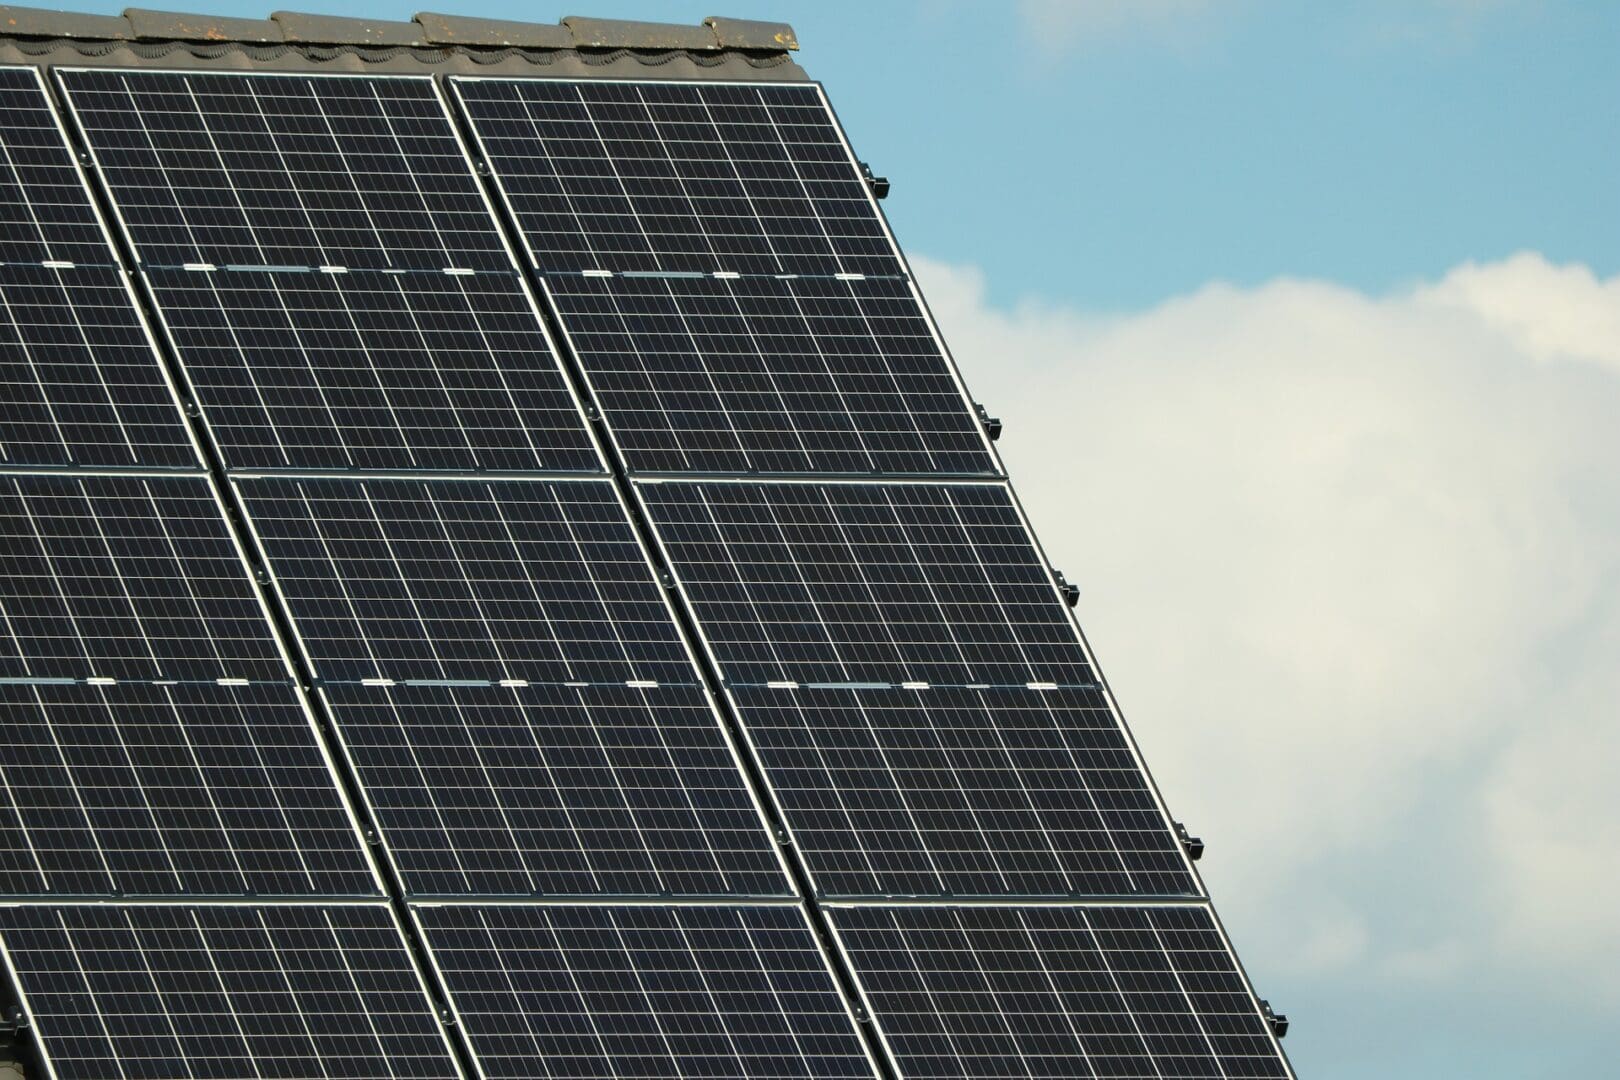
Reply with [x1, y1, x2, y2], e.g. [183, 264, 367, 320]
[236, 476, 694, 686]
[637, 481, 1093, 688]
[0, 473, 288, 684]
[58, 69, 510, 273]
[0, 264, 197, 470]
[320, 681, 787, 899]
[546, 273, 995, 476]
[729, 684, 1193, 899]
[636, 480, 1193, 899]
[452, 79, 899, 279]
[416, 903, 878, 1080]
[0, 67, 194, 470]
[0, 681, 375, 899]
[144, 265, 600, 474]
[0, 903, 460, 1080]
[830, 904, 1289, 1080]
[57, 68, 599, 475]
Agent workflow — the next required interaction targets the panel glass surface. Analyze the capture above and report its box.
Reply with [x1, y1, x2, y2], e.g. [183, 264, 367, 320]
[0, 67, 117, 267]
[321, 680, 785, 898]
[0, 681, 373, 899]
[0, 264, 196, 470]
[418, 904, 877, 1080]
[640, 480, 1193, 899]
[638, 482, 1092, 688]
[146, 265, 597, 473]
[730, 684, 1192, 899]
[0, 904, 458, 1080]
[832, 905, 1290, 1080]
[59, 69, 509, 272]
[548, 274, 993, 476]
[58, 69, 598, 474]
[454, 79, 898, 278]
[238, 476, 692, 686]
[0, 474, 286, 684]
[0, 68, 193, 469]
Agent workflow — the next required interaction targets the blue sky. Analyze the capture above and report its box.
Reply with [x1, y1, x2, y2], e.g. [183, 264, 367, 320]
[45, 2, 1620, 1077]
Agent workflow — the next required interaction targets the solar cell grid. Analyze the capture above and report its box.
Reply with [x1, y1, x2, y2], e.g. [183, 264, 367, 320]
[638, 481, 1094, 688]
[59, 68, 510, 272]
[0, 474, 287, 684]
[417, 904, 879, 1080]
[238, 476, 693, 685]
[548, 273, 995, 476]
[321, 680, 787, 898]
[0, 67, 114, 268]
[0, 263, 196, 470]
[0, 903, 459, 1080]
[146, 265, 599, 473]
[831, 905, 1290, 1080]
[454, 78, 899, 278]
[0, 681, 375, 899]
[730, 684, 1194, 899]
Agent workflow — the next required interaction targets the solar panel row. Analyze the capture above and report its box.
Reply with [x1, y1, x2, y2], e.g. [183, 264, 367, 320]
[0, 61, 1290, 1080]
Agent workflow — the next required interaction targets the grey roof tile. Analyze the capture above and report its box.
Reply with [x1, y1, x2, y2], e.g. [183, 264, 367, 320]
[562, 15, 719, 51]
[704, 15, 797, 51]
[124, 7, 284, 42]
[412, 11, 570, 48]
[0, 4, 131, 38]
[271, 10, 425, 46]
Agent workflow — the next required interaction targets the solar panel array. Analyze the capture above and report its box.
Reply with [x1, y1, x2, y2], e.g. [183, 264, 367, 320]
[0, 60, 1290, 1080]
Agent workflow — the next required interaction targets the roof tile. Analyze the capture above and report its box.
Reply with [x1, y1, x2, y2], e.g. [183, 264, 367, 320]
[124, 6, 285, 42]
[412, 11, 570, 48]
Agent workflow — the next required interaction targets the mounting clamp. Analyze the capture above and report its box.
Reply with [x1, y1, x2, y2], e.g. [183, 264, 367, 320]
[1053, 571, 1079, 607]
[1174, 821, 1204, 861]
[859, 161, 890, 199]
[1259, 999, 1289, 1039]
[974, 402, 1003, 441]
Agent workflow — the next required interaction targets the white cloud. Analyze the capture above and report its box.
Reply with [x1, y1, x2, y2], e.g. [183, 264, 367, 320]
[915, 252, 1620, 1008]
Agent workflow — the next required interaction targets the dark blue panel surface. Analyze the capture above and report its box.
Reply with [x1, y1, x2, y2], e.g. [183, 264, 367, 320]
[0, 904, 458, 1080]
[321, 680, 785, 898]
[0, 681, 374, 899]
[239, 476, 691, 686]
[454, 78, 897, 278]
[833, 905, 1289, 1080]
[419, 904, 877, 1080]
[0, 474, 286, 684]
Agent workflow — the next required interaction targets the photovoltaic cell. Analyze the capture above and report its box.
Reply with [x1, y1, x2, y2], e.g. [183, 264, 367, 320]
[320, 681, 786, 898]
[59, 69, 510, 272]
[548, 274, 994, 476]
[0, 904, 459, 1080]
[831, 905, 1290, 1080]
[0, 67, 116, 267]
[0, 474, 287, 684]
[0, 681, 375, 899]
[237, 476, 694, 686]
[453, 78, 899, 278]
[729, 684, 1194, 899]
[637, 481, 1093, 688]
[58, 68, 598, 474]
[145, 266, 599, 473]
[417, 904, 878, 1080]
